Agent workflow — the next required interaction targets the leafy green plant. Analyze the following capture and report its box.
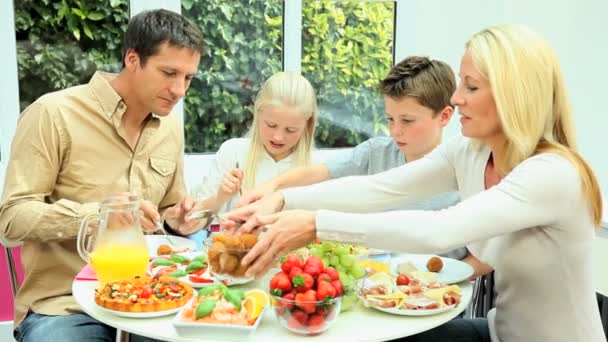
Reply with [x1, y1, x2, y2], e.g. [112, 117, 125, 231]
[182, 0, 283, 152]
[302, 1, 393, 147]
[15, 0, 128, 110]
[15, 0, 393, 152]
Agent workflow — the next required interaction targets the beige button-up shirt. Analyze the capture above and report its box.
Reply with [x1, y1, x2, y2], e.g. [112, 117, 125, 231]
[0, 72, 186, 327]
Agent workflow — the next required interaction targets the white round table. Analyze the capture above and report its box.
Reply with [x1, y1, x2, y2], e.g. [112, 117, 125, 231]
[73, 275, 472, 342]
[593, 235, 608, 297]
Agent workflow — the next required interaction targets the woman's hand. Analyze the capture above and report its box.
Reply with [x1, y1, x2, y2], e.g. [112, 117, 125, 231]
[220, 191, 286, 233]
[240, 210, 317, 278]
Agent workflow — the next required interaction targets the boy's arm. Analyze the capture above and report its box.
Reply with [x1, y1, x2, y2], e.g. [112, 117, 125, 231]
[237, 164, 330, 207]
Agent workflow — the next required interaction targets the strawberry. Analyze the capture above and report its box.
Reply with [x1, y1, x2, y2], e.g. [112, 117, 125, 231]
[282, 292, 296, 310]
[316, 281, 337, 300]
[323, 267, 340, 281]
[295, 289, 317, 314]
[316, 273, 332, 286]
[289, 266, 303, 280]
[281, 254, 304, 274]
[330, 280, 344, 296]
[307, 314, 326, 333]
[303, 263, 322, 277]
[288, 310, 308, 329]
[315, 305, 329, 316]
[292, 273, 314, 293]
[305, 256, 324, 270]
[269, 272, 292, 296]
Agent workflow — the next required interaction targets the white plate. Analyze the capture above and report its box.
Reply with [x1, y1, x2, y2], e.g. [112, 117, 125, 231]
[172, 297, 264, 339]
[391, 254, 473, 284]
[96, 303, 181, 318]
[372, 303, 457, 316]
[145, 235, 197, 258]
[148, 252, 253, 287]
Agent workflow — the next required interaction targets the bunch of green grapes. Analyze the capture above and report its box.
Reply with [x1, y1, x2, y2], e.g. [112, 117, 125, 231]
[308, 241, 367, 311]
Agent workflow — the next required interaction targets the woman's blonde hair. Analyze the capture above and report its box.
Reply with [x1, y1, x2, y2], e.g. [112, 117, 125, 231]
[466, 24, 602, 227]
[243, 72, 317, 191]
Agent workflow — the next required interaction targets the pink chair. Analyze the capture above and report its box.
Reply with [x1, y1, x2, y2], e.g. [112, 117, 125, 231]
[1, 241, 23, 342]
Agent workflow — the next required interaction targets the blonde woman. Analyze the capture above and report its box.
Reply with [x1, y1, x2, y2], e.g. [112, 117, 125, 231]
[190, 71, 317, 220]
[228, 25, 605, 342]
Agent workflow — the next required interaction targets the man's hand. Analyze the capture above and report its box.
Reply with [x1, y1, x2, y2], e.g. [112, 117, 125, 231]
[162, 196, 202, 235]
[140, 200, 161, 233]
[236, 181, 276, 207]
[240, 210, 317, 278]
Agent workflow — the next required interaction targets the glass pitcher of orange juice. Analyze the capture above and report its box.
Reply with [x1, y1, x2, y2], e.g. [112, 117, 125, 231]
[77, 194, 149, 284]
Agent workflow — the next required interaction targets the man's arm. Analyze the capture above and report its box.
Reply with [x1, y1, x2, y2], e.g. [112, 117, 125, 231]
[0, 103, 99, 243]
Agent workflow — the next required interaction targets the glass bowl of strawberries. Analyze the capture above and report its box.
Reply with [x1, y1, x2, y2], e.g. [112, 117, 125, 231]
[269, 254, 343, 336]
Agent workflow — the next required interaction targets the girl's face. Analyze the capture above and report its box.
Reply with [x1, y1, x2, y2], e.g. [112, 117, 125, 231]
[258, 105, 309, 161]
[385, 96, 451, 161]
[450, 52, 502, 142]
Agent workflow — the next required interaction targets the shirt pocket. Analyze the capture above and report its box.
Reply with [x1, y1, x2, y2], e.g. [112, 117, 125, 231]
[150, 157, 176, 177]
[147, 157, 177, 202]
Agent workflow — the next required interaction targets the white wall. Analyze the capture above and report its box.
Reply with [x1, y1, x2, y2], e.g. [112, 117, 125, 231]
[394, 0, 608, 200]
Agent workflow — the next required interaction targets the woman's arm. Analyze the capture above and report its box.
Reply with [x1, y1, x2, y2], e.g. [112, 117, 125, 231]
[314, 153, 579, 253]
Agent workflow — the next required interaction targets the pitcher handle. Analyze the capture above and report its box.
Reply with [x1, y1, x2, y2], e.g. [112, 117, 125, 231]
[77, 213, 99, 263]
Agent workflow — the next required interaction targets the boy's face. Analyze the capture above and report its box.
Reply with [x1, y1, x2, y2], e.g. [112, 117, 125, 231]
[125, 42, 200, 116]
[385, 96, 451, 161]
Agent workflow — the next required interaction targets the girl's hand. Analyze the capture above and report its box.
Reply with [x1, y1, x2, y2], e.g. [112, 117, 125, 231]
[217, 168, 244, 202]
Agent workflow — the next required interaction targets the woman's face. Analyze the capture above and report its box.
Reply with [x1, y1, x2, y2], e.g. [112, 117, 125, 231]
[451, 52, 502, 142]
[258, 105, 308, 161]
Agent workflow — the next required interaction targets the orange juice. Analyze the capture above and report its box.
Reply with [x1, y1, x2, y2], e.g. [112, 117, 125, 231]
[90, 244, 149, 284]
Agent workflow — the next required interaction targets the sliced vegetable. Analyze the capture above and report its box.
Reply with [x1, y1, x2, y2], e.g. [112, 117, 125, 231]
[169, 270, 188, 278]
[152, 258, 176, 267]
[169, 254, 190, 263]
[185, 261, 206, 273]
[195, 299, 217, 319]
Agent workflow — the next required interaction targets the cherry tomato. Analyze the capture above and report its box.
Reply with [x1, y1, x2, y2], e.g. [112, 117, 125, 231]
[188, 275, 214, 283]
[140, 287, 153, 299]
[396, 274, 410, 286]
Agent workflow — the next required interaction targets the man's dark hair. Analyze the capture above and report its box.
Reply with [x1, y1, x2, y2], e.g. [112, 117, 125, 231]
[379, 56, 456, 114]
[122, 9, 204, 66]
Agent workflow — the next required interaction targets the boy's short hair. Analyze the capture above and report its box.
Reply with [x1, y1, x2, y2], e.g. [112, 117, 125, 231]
[122, 9, 204, 66]
[379, 56, 456, 113]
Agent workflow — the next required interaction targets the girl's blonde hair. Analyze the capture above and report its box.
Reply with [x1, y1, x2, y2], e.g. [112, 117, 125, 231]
[466, 24, 602, 227]
[243, 72, 317, 191]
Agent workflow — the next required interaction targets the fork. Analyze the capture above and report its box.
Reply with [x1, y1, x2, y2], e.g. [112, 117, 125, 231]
[236, 161, 243, 196]
[155, 215, 178, 245]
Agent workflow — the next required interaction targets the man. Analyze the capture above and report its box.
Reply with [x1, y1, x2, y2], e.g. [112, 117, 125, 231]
[0, 9, 203, 341]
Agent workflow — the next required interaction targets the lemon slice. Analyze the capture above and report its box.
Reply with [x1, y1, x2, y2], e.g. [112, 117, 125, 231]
[244, 289, 269, 320]
[359, 260, 390, 273]
[367, 271, 394, 289]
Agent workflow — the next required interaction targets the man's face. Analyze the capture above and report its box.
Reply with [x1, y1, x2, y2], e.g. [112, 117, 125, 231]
[127, 42, 200, 116]
[385, 96, 451, 161]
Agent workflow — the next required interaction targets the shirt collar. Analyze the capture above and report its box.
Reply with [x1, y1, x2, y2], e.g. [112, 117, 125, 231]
[89, 71, 126, 118]
[260, 146, 294, 164]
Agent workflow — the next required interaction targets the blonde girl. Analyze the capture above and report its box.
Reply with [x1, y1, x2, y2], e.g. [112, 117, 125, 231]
[193, 71, 317, 216]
